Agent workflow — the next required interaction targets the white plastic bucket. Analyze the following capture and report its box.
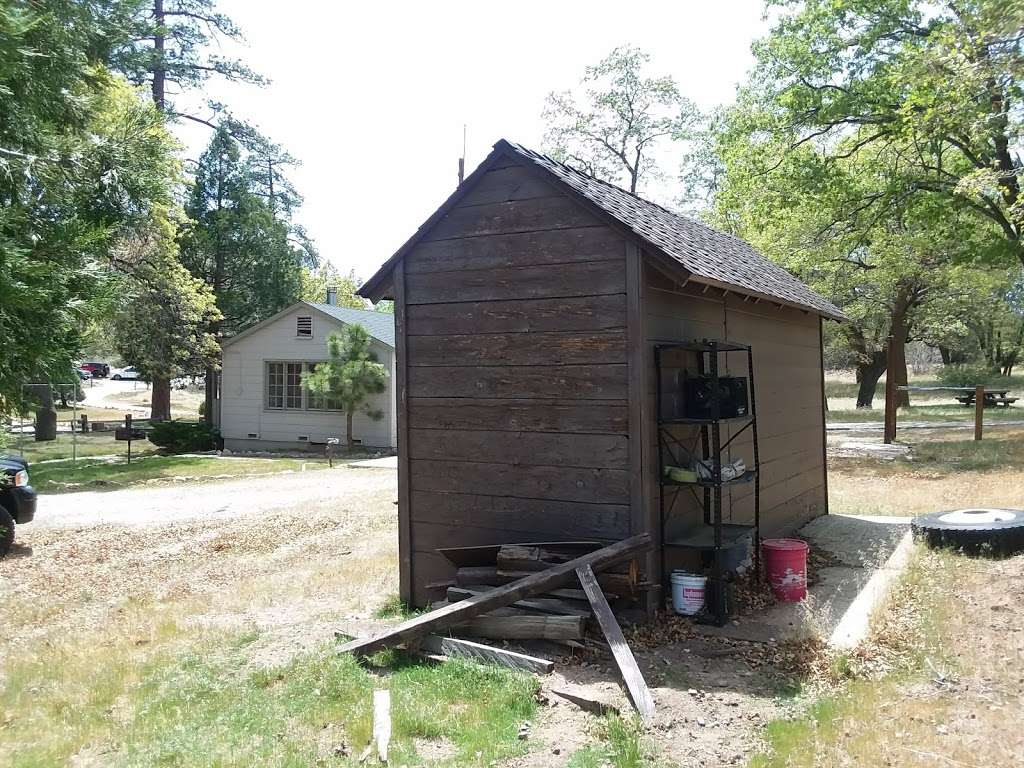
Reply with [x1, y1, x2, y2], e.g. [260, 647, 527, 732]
[670, 571, 707, 615]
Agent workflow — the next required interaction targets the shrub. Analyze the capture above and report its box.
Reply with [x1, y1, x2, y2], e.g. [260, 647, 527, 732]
[147, 420, 220, 453]
[935, 362, 1002, 388]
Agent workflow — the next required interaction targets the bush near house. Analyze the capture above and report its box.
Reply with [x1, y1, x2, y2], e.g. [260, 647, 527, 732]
[148, 420, 220, 453]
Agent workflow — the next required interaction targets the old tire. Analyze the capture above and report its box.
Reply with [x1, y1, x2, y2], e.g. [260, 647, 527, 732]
[0, 506, 14, 558]
[911, 508, 1024, 556]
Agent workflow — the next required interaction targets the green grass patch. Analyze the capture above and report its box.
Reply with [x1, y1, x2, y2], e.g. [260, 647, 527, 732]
[823, 372, 1024, 401]
[373, 594, 423, 620]
[1, 628, 538, 767]
[29, 454, 332, 493]
[7, 431, 158, 464]
[567, 716, 655, 768]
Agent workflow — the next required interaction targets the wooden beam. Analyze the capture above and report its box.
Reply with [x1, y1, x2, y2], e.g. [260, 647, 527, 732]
[339, 534, 652, 657]
[393, 259, 412, 602]
[975, 385, 984, 441]
[576, 564, 654, 725]
[452, 614, 586, 641]
[447, 586, 591, 617]
[419, 635, 554, 675]
[464, 566, 638, 595]
[373, 689, 391, 763]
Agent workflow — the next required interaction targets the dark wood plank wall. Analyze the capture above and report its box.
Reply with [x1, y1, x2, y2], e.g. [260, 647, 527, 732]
[401, 162, 631, 605]
[643, 265, 827, 575]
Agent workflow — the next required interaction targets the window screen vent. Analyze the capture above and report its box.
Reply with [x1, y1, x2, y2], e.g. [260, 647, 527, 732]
[297, 435, 309, 441]
[296, 316, 312, 337]
[247, 432, 259, 439]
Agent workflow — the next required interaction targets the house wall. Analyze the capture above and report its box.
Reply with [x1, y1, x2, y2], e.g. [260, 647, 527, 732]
[219, 305, 396, 451]
[397, 159, 635, 606]
[643, 264, 827, 576]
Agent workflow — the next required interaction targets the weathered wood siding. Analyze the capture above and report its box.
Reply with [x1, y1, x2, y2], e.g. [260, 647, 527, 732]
[644, 264, 827, 574]
[398, 163, 631, 606]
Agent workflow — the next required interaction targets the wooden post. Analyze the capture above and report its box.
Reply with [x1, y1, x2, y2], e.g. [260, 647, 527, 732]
[975, 385, 984, 441]
[883, 337, 897, 445]
[125, 413, 133, 464]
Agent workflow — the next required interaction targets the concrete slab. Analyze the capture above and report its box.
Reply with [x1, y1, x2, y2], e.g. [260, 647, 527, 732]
[346, 455, 397, 469]
[696, 513, 912, 647]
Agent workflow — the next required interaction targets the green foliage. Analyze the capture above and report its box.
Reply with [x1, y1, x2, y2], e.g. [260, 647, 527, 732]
[147, 420, 220, 453]
[0, 4, 179, 415]
[111, 0, 266, 114]
[113, 209, 221, 384]
[303, 325, 388, 450]
[543, 45, 700, 195]
[298, 263, 368, 308]
[935, 362, 1001, 388]
[747, 0, 1024, 265]
[180, 127, 313, 339]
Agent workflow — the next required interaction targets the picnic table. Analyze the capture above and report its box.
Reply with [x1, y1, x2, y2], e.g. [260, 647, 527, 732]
[899, 385, 1017, 408]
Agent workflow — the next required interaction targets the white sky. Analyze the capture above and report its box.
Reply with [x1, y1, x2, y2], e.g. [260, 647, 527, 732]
[175, 1, 770, 285]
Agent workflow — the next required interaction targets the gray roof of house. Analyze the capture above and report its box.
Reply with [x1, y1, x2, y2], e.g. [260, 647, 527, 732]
[309, 303, 395, 347]
[501, 142, 844, 321]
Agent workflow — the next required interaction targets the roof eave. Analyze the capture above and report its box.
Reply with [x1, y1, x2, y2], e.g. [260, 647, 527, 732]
[686, 275, 847, 322]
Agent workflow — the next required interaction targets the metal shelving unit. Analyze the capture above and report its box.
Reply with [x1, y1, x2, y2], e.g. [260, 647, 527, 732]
[655, 339, 761, 627]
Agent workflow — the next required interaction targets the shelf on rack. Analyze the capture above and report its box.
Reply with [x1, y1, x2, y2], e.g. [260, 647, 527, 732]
[654, 340, 751, 353]
[664, 523, 756, 551]
[661, 469, 757, 488]
[658, 413, 753, 426]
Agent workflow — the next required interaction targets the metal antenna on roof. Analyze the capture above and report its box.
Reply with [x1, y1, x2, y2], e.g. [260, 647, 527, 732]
[457, 124, 466, 186]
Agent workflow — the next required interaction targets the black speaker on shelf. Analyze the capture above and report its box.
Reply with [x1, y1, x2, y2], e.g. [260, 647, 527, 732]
[684, 376, 749, 419]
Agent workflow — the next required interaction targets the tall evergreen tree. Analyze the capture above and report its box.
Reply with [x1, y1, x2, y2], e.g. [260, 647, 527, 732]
[180, 127, 312, 418]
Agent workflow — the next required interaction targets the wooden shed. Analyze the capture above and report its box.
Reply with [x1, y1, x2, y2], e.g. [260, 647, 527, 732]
[359, 140, 844, 611]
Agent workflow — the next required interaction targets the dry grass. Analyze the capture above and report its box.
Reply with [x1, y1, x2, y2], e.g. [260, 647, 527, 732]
[753, 547, 1024, 767]
[829, 428, 1024, 516]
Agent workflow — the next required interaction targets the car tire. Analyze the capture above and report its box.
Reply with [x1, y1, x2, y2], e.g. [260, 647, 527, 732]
[112, 374, 121, 381]
[911, 508, 1024, 556]
[0, 506, 14, 558]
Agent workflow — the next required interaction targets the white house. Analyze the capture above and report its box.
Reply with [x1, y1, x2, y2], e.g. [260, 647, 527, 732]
[216, 299, 396, 452]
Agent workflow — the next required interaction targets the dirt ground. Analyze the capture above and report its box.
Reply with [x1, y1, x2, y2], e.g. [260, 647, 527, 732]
[8, 455, 1020, 766]
[3, 466, 825, 766]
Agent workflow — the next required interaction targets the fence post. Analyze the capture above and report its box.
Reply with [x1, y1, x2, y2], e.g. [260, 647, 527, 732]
[975, 385, 984, 441]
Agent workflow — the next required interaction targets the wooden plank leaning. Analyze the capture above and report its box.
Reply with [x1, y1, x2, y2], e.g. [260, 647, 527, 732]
[338, 533, 652, 657]
[576, 563, 655, 725]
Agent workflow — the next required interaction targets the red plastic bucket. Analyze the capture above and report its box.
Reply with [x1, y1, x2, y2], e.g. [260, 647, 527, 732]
[762, 538, 809, 601]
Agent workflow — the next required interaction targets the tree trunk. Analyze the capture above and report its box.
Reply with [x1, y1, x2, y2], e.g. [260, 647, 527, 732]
[152, 0, 165, 110]
[31, 384, 57, 442]
[151, 376, 172, 421]
[856, 351, 887, 408]
[890, 290, 914, 408]
[346, 410, 354, 452]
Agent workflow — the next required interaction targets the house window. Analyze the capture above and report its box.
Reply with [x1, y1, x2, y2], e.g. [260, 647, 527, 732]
[305, 362, 344, 411]
[267, 362, 283, 408]
[266, 362, 304, 409]
[296, 316, 312, 338]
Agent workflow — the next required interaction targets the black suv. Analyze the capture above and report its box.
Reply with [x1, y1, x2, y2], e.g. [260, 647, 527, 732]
[0, 455, 37, 556]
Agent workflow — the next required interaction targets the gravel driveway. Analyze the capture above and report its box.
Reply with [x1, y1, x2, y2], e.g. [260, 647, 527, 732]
[34, 466, 396, 528]
[2, 466, 399, 659]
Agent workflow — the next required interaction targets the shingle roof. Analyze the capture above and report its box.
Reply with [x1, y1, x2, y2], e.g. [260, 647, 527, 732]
[500, 141, 844, 321]
[309, 303, 395, 347]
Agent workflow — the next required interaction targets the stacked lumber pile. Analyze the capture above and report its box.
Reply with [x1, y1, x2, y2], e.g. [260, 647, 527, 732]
[339, 534, 655, 724]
